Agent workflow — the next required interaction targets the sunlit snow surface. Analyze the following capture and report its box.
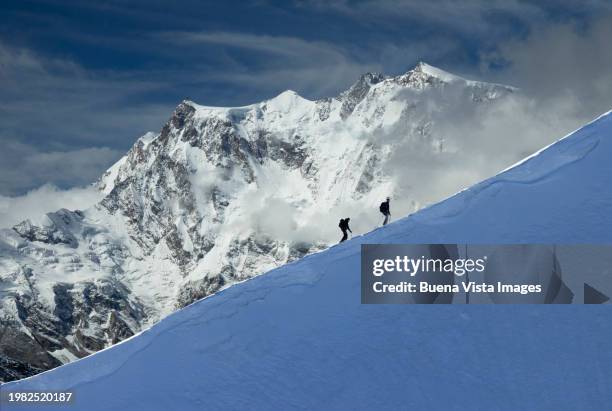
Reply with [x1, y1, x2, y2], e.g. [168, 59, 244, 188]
[3, 111, 612, 410]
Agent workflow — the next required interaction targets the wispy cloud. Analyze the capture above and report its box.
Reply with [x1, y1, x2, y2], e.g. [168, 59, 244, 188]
[0, 141, 121, 196]
[156, 30, 378, 98]
[301, 0, 611, 34]
[0, 40, 170, 144]
[305, 0, 537, 27]
[0, 40, 172, 194]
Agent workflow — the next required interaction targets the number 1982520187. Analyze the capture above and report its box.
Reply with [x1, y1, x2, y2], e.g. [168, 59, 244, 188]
[2, 391, 74, 403]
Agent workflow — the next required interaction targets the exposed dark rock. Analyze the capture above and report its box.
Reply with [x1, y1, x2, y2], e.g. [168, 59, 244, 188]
[106, 311, 134, 344]
[53, 283, 75, 334]
[0, 318, 62, 382]
[339, 72, 385, 119]
[175, 275, 226, 309]
[13, 209, 81, 248]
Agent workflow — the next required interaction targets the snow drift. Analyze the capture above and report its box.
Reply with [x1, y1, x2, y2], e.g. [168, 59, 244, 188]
[2, 108, 612, 409]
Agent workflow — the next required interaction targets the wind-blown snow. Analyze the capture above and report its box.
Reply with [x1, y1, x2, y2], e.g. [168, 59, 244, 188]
[3, 110, 612, 409]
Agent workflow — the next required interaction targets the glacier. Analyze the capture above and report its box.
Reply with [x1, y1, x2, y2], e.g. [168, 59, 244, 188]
[2, 108, 611, 409]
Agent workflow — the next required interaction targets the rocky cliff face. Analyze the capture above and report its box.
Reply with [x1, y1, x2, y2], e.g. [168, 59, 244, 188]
[0, 62, 515, 381]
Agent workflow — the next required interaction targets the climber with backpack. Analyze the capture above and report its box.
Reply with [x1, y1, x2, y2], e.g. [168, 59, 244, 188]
[380, 197, 391, 225]
[338, 218, 352, 243]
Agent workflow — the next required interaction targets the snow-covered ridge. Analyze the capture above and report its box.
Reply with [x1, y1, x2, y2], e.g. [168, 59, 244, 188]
[415, 61, 461, 81]
[4, 109, 612, 410]
[1, 61, 519, 382]
[141, 61, 507, 119]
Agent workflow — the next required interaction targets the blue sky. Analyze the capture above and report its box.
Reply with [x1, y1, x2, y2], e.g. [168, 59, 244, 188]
[1, 0, 612, 195]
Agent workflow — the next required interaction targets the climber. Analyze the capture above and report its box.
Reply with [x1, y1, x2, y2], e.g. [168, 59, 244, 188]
[338, 218, 352, 243]
[380, 197, 391, 225]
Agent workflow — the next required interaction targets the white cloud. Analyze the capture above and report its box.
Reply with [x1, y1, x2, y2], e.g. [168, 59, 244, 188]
[0, 143, 123, 196]
[0, 184, 103, 229]
[484, 15, 612, 122]
[0, 40, 171, 194]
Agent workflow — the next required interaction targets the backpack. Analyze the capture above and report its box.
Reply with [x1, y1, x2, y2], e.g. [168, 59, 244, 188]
[379, 202, 388, 213]
[338, 219, 345, 229]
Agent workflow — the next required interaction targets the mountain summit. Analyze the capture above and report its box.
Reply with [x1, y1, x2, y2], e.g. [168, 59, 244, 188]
[1, 62, 516, 381]
[413, 61, 464, 81]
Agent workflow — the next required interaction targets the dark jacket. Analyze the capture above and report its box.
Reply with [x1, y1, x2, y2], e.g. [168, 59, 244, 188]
[380, 200, 390, 215]
[339, 218, 352, 232]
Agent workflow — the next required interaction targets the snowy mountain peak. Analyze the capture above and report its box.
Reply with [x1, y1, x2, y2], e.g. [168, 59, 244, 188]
[391, 61, 469, 89]
[1, 61, 519, 382]
[273, 89, 301, 99]
[265, 89, 313, 112]
[412, 61, 463, 82]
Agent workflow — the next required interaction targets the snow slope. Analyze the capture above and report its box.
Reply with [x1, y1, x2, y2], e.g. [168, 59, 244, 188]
[3, 110, 612, 409]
